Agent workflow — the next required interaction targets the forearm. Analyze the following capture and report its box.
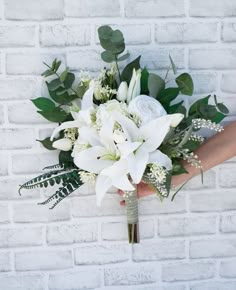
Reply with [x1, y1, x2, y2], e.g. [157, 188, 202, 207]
[172, 121, 236, 186]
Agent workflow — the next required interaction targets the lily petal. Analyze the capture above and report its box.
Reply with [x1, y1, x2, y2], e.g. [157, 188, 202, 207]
[117, 141, 141, 158]
[96, 174, 112, 206]
[149, 150, 172, 170]
[114, 113, 140, 142]
[128, 148, 149, 184]
[79, 127, 101, 146]
[74, 146, 114, 174]
[112, 175, 134, 191]
[81, 87, 94, 110]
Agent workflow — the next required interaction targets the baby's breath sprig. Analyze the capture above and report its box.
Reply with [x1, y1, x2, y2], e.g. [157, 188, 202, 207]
[79, 171, 96, 184]
[192, 118, 223, 132]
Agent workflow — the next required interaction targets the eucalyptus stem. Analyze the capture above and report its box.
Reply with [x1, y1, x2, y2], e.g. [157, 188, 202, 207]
[115, 56, 121, 84]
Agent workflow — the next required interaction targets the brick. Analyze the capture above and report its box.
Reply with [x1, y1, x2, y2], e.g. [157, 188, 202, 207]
[47, 222, 98, 244]
[133, 240, 185, 261]
[65, 0, 120, 17]
[139, 194, 186, 215]
[189, 49, 236, 69]
[102, 219, 154, 241]
[0, 78, 40, 100]
[0, 205, 10, 223]
[130, 47, 185, 70]
[221, 73, 236, 93]
[190, 0, 236, 17]
[8, 102, 49, 124]
[125, 0, 184, 17]
[220, 259, 236, 277]
[0, 178, 40, 200]
[182, 169, 216, 190]
[67, 50, 103, 72]
[12, 152, 59, 174]
[0, 152, 8, 175]
[0, 252, 11, 271]
[0, 104, 4, 124]
[155, 22, 217, 43]
[13, 202, 70, 223]
[15, 250, 72, 271]
[220, 213, 236, 233]
[190, 238, 236, 258]
[6, 53, 65, 75]
[190, 281, 236, 290]
[162, 262, 215, 282]
[72, 195, 125, 217]
[0, 129, 34, 149]
[104, 265, 158, 286]
[5, 0, 64, 20]
[0, 275, 44, 290]
[48, 270, 101, 290]
[40, 24, 90, 47]
[135, 286, 186, 290]
[0, 25, 35, 47]
[189, 192, 236, 212]
[0, 227, 42, 248]
[75, 244, 129, 265]
[191, 73, 217, 94]
[95, 24, 151, 45]
[159, 215, 216, 237]
[222, 22, 236, 42]
[219, 165, 236, 187]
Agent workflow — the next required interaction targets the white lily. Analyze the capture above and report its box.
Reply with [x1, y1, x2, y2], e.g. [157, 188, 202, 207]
[114, 112, 184, 184]
[127, 68, 141, 103]
[73, 120, 141, 206]
[52, 138, 73, 151]
[50, 86, 95, 141]
[117, 81, 128, 101]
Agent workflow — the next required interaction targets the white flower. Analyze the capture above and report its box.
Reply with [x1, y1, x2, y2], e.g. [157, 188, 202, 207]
[113, 129, 127, 144]
[128, 95, 167, 124]
[127, 68, 141, 103]
[52, 138, 73, 151]
[117, 81, 128, 101]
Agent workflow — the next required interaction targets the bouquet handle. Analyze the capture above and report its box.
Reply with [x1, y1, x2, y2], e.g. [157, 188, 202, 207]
[124, 185, 139, 244]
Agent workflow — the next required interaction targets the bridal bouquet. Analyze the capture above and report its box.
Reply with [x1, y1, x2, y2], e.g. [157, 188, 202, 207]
[19, 26, 229, 243]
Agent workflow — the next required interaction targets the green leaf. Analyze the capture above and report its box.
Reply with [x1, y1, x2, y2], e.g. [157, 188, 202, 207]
[217, 103, 229, 115]
[51, 59, 57, 71]
[148, 73, 165, 98]
[176, 73, 194, 96]
[211, 111, 226, 124]
[37, 137, 56, 151]
[168, 101, 184, 114]
[38, 107, 67, 123]
[189, 95, 211, 116]
[41, 69, 55, 77]
[118, 53, 130, 62]
[60, 69, 68, 82]
[141, 67, 149, 95]
[47, 78, 62, 91]
[158, 87, 180, 107]
[183, 140, 202, 151]
[54, 60, 61, 72]
[198, 104, 218, 119]
[63, 72, 75, 89]
[101, 50, 116, 63]
[169, 55, 177, 75]
[76, 85, 87, 98]
[121, 56, 141, 83]
[172, 160, 188, 175]
[54, 92, 78, 105]
[31, 97, 55, 111]
[59, 150, 73, 165]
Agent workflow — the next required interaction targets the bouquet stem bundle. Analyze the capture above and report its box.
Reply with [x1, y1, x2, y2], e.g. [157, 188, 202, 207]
[124, 185, 139, 243]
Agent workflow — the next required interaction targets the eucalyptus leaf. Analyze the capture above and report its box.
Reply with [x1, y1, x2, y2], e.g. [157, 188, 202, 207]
[31, 97, 55, 111]
[169, 55, 177, 75]
[63, 72, 75, 89]
[148, 73, 165, 98]
[37, 137, 56, 151]
[217, 103, 229, 114]
[118, 53, 130, 62]
[158, 87, 180, 106]
[176, 73, 194, 96]
[189, 95, 211, 116]
[60, 69, 68, 82]
[47, 78, 62, 92]
[101, 50, 116, 63]
[141, 67, 149, 95]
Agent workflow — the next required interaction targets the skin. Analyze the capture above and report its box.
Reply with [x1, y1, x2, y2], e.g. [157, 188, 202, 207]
[119, 121, 236, 204]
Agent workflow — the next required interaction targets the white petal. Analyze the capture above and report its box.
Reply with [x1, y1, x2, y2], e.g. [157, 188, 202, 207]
[50, 120, 80, 141]
[52, 138, 72, 151]
[74, 146, 114, 174]
[170, 113, 184, 127]
[99, 119, 116, 151]
[79, 127, 100, 146]
[112, 175, 134, 191]
[128, 148, 149, 184]
[81, 87, 94, 110]
[117, 141, 141, 158]
[149, 150, 172, 170]
[127, 68, 136, 103]
[114, 113, 140, 142]
[101, 159, 128, 178]
[95, 174, 112, 206]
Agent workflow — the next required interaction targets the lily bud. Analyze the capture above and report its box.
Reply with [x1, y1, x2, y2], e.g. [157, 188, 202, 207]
[127, 68, 141, 103]
[117, 81, 128, 101]
[52, 138, 73, 151]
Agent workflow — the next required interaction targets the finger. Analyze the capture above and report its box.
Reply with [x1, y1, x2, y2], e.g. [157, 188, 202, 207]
[120, 200, 125, 206]
[118, 189, 124, 196]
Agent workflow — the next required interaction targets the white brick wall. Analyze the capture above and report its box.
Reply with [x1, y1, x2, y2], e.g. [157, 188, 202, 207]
[0, 1, 236, 289]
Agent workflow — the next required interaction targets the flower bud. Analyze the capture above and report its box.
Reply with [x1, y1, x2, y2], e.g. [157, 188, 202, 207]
[127, 68, 141, 103]
[52, 138, 73, 151]
[117, 81, 128, 102]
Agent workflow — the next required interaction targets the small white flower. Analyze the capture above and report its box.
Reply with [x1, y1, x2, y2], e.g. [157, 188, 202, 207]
[79, 171, 96, 184]
[52, 138, 73, 151]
